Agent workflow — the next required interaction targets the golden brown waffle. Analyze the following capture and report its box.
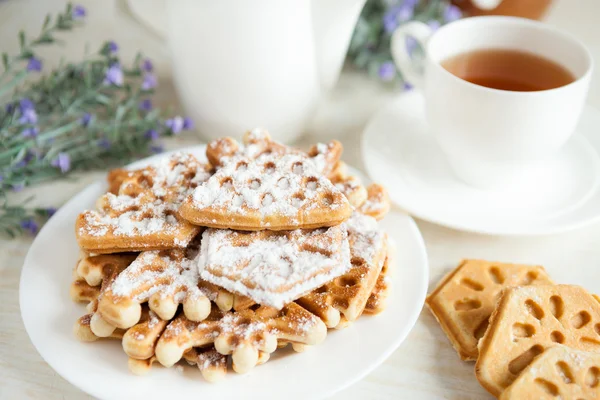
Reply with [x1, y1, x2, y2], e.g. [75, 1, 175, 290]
[426, 259, 553, 361]
[180, 131, 351, 231]
[475, 285, 600, 397]
[328, 161, 367, 208]
[206, 129, 343, 176]
[106, 168, 130, 195]
[499, 345, 600, 400]
[197, 224, 351, 309]
[76, 153, 211, 254]
[358, 184, 391, 221]
[297, 213, 387, 328]
[155, 302, 327, 374]
[364, 254, 391, 315]
[96, 248, 211, 330]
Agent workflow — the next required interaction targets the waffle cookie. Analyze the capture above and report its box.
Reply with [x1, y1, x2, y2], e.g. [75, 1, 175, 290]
[155, 302, 327, 374]
[76, 153, 211, 253]
[197, 224, 351, 309]
[426, 259, 553, 361]
[364, 254, 391, 315]
[96, 248, 211, 330]
[500, 345, 600, 400]
[180, 132, 352, 231]
[297, 213, 387, 328]
[476, 284, 600, 397]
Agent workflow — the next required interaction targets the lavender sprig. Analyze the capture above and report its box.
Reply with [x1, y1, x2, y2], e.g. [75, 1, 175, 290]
[347, 0, 462, 85]
[0, 3, 194, 238]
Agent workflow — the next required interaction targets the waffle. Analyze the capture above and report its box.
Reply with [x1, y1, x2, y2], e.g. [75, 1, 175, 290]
[180, 132, 351, 231]
[76, 153, 211, 253]
[499, 345, 600, 400]
[364, 254, 391, 315]
[358, 184, 391, 221]
[155, 302, 327, 374]
[96, 248, 211, 330]
[197, 224, 351, 309]
[475, 285, 600, 397]
[297, 213, 387, 328]
[206, 129, 343, 176]
[426, 259, 553, 361]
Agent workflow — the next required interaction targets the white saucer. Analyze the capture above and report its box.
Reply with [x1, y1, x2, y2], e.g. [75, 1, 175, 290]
[362, 91, 600, 236]
[20, 146, 429, 400]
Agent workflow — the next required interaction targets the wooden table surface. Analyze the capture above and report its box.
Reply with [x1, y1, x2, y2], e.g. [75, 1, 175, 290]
[2, 0, 600, 399]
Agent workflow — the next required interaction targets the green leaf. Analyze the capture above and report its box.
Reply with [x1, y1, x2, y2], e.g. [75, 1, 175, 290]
[2, 53, 8, 71]
[18, 31, 26, 50]
[42, 14, 51, 30]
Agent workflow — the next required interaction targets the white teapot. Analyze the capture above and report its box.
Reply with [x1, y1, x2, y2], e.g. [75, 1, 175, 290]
[162, 0, 367, 142]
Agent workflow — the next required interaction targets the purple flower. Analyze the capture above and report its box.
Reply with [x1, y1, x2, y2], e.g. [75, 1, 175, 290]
[378, 61, 396, 81]
[145, 129, 159, 140]
[183, 117, 194, 130]
[383, 3, 415, 34]
[165, 116, 184, 134]
[97, 138, 111, 149]
[403, 81, 414, 91]
[14, 152, 34, 169]
[0, 175, 3, 182]
[103, 64, 124, 86]
[19, 109, 38, 125]
[427, 20, 441, 31]
[383, 11, 399, 34]
[21, 126, 39, 138]
[150, 144, 164, 153]
[396, 4, 414, 22]
[12, 182, 25, 192]
[72, 5, 86, 19]
[21, 219, 39, 235]
[141, 59, 153, 72]
[108, 41, 119, 54]
[81, 112, 92, 127]
[5, 103, 14, 114]
[51, 152, 71, 173]
[26, 57, 42, 72]
[19, 98, 34, 111]
[139, 99, 152, 111]
[46, 207, 57, 217]
[443, 5, 462, 22]
[141, 73, 157, 90]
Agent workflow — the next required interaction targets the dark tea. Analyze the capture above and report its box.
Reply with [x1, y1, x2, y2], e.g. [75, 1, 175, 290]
[441, 49, 575, 92]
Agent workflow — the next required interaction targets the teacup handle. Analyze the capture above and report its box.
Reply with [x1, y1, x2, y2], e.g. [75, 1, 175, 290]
[391, 21, 434, 89]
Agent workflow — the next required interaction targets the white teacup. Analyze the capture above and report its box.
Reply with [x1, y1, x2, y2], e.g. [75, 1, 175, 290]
[391, 16, 593, 189]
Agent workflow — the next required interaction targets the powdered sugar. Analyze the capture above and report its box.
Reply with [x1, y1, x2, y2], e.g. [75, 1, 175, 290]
[79, 152, 210, 239]
[197, 225, 352, 309]
[110, 250, 209, 303]
[191, 152, 347, 219]
[346, 212, 386, 264]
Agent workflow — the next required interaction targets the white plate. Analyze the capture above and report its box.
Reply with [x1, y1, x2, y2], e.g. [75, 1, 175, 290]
[362, 91, 600, 236]
[20, 146, 429, 400]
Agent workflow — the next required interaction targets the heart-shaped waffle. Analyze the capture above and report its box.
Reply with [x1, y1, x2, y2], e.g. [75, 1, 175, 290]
[155, 302, 327, 374]
[476, 285, 600, 397]
[427, 259, 553, 361]
[76, 153, 211, 253]
[297, 213, 387, 328]
[96, 248, 211, 330]
[180, 132, 351, 230]
[357, 184, 390, 221]
[197, 224, 351, 309]
[500, 345, 600, 400]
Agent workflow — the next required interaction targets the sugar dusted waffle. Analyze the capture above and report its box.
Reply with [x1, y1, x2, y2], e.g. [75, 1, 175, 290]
[499, 345, 600, 400]
[426, 259, 553, 361]
[197, 224, 351, 309]
[297, 213, 387, 328]
[475, 284, 600, 397]
[180, 131, 352, 231]
[155, 302, 327, 374]
[364, 254, 391, 315]
[96, 248, 211, 330]
[76, 153, 211, 253]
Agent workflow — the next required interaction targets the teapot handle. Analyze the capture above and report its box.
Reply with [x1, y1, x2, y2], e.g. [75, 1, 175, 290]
[390, 21, 433, 90]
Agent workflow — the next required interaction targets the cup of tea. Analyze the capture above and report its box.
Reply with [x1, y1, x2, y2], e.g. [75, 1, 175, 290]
[391, 16, 593, 189]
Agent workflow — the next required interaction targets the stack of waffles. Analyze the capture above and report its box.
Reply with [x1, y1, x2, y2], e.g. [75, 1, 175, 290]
[70, 129, 393, 382]
[426, 259, 600, 399]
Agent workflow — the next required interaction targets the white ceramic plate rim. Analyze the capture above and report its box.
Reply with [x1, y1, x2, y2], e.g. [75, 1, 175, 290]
[19, 145, 429, 400]
[362, 93, 600, 236]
